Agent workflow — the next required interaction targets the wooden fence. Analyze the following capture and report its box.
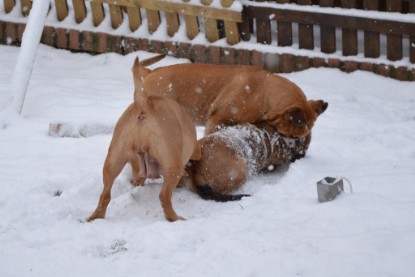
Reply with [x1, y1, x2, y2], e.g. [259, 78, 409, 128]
[242, 0, 415, 62]
[1, 0, 415, 80]
[3, 0, 242, 44]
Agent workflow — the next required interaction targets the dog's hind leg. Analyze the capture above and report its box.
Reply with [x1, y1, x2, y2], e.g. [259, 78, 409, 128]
[159, 170, 183, 222]
[87, 148, 127, 222]
[130, 155, 146, 186]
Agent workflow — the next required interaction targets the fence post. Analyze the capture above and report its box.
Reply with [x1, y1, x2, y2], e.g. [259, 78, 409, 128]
[165, 10, 180, 37]
[90, 1, 105, 27]
[72, 0, 87, 24]
[363, 0, 380, 58]
[386, 0, 402, 61]
[55, 0, 68, 22]
[276, 0, 292, 47]
[20, 0, 32, 16]
[297, 0, 314, 50]
[320, 0, 336, 54]
[203, 0, 220, 42]
[221, 0, 239, 45]
[255, 0, 271, 44]
[410, 1, 415, 63]
[182, 0, 200, 39]
[341, 0, 357, 56]
[145, 8, 160, 34]
[126, 6, 142, 32]
[4, 0, 16, 13]
[239, 6, 251, 41]
[109, 4, 123, 29]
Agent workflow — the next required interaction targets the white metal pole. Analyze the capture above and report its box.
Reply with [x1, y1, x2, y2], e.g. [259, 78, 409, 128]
[10, 0, 50, 113]
[0, 0, 50, 127]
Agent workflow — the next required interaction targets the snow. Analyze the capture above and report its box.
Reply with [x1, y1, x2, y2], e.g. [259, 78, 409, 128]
[1, 43, 415, 276]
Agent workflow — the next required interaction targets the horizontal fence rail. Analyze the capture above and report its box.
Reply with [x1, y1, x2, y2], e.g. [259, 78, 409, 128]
[1, 0, 415, 80]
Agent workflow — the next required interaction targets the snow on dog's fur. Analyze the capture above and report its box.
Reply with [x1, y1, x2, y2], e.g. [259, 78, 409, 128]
[180, 99, 327, 202]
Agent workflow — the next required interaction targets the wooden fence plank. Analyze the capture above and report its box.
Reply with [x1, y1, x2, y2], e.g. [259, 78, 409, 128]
[276, 0, 292, 47]
[72, 0, 87, 24]
[90, 1, 105, 27]
[182, 0, 199, 40]
[320, 0, 336, 54]
[20, 0, 32, 17]
[224, 21, 239, 45]
[220, 0, 239, 44]
[410, 1, 415, 63]
[184, 14, 200, 40]
[126, 6, 141, 32]
[205, 18, 220, 42]
[109, 4, 123, 29]
[363, 0, 380, 58]
[297, 0, 314, 50]
[4, 0, 16, 13]
[201, 0, 219, 42]
[146, 9, 161, 34]
[255, 0, 271, 44]
[220, 0, 233, 7]
[341, 0, 357, 56]
[165, 12, 180, 37]
[386, 0, 402, 61]
[277, 21, 292, 46]
[239, 8, 251, 41]
[55, 0, 68, 22]
[256, 18, 271, 44]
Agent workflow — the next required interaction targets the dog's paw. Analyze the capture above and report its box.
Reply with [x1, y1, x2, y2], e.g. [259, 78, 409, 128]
[130, 176, 146, 187]
[86, 210, 106, 222]
[166, 215, 186, 222]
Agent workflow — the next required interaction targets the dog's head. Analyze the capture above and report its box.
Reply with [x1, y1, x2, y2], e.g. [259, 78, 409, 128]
[267, 99, 328, 139]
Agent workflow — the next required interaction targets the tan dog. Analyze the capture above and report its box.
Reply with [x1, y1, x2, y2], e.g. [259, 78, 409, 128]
[87, 58, 201, 222]
[180, 100, 328, 201]
[138, 55, 320, 138]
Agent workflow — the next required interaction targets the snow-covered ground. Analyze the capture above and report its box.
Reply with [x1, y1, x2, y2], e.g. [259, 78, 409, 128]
[0, 44, 415, 277]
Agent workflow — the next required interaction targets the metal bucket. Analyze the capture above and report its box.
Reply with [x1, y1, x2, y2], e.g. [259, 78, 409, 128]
[317, 177, 344, 203]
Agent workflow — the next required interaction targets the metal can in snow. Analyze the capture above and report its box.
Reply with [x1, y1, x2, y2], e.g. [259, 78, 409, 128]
[316, 177, 345, 203]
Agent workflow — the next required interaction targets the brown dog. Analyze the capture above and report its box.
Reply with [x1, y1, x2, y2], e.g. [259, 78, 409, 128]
[138, 55, 321, 138]
[87, 58, 201, 222]
[180, 100, 328, 201]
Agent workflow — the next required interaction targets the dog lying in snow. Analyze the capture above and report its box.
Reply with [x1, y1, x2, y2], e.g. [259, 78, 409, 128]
[138, 55, 324, 139]
[180, 100, 328, 201]
[87, 58, 201, 222]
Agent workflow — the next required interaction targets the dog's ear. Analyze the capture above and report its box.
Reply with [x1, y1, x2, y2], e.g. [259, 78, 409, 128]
[309, 100, 328, 116]
[284, 107, 307, 127]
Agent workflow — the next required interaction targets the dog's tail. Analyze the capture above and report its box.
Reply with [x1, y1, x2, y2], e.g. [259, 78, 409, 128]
[195, 185, 250, 202]
[139, 54, 165, 78]
[139, 54, 165, 67]
[132, 57, 146, 100]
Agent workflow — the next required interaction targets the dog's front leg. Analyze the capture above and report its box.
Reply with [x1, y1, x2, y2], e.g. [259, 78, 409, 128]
[159, 171, 184, 222]
[87, 151, 127, 222]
